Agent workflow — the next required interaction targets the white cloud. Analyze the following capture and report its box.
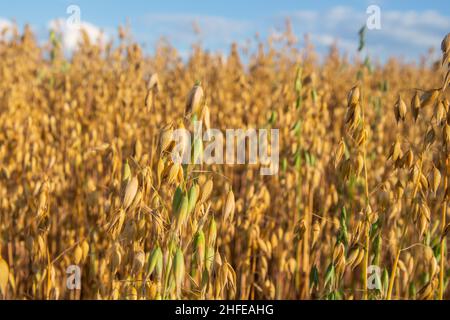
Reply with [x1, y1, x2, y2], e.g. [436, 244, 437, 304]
[326, 6, 355, 23]
[287, 6, 450, 61]
[145, 14, 250, 35]
[48, 18, 108, 52]
[310, 33, 357, 53]
[139, 13, 252, 52]
[0, 18, 13, 40]
[383, 10, 450, 29]
[0, 18, 12, 30]
[289, 10, 317, 26]
[129, 7, 449, 62]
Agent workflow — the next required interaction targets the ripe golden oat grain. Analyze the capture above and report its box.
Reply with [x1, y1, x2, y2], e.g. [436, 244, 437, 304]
[0, 25, 449, 300]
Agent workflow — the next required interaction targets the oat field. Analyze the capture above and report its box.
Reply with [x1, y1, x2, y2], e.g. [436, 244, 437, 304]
[0, 25, 449, 300]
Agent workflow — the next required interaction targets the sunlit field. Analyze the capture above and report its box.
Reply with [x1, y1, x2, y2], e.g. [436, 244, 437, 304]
[0, 22, 449, 300]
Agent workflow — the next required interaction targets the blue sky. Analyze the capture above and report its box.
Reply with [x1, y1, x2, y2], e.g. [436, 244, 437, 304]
[0, 1, 449, 62]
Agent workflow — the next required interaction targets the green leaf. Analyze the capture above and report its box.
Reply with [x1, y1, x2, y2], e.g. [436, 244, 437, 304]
[291, 120, 302, 135]
[324, 263, 335, 288]
[338, 207, 349, 245]
[296, 96, 302, 109]
[311, 89, 317, 103]
[408, 282, 416, 298]
[187, 184, 199, 215]
[358, 26, 366, 52]
[282, 157, 287, 173]
[172, 187, 183, 215]
[294, 150, 301, 170]
[364, 56, 373, 74]
[268, 110, 277, 125]
[310, 265, 320, 289]
[192, 137, 203, 164]
[147, 246, 163, 277]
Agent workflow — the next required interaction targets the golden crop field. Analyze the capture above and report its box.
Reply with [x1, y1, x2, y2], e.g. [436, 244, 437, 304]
[0, 24, 449, 301]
